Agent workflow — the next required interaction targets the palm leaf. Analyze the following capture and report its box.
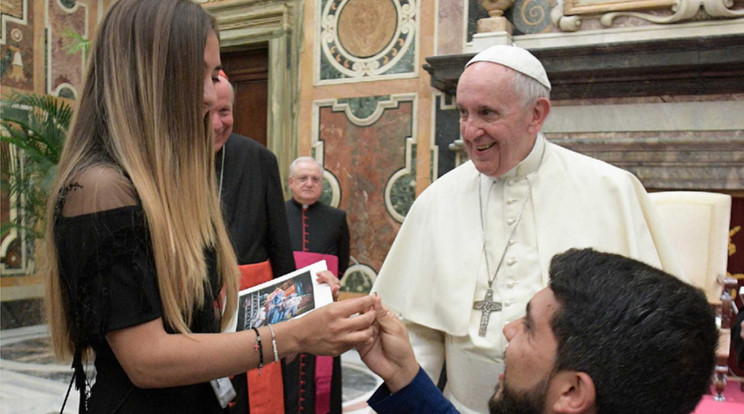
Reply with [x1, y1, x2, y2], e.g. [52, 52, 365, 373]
[62, 29, 90, 59]
[1, 92, 70, 243]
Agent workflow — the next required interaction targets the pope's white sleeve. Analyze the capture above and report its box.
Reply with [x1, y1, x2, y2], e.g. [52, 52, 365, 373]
[405, 319, 445, 384]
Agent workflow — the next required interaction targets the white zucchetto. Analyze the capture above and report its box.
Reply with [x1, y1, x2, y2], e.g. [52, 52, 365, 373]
[466, 45, 551, 91]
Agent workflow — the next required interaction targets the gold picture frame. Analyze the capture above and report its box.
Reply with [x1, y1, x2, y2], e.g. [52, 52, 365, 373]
[563, 0, 676, 15]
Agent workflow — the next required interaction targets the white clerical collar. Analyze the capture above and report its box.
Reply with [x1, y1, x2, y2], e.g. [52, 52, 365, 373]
[489, 133, 545, 181]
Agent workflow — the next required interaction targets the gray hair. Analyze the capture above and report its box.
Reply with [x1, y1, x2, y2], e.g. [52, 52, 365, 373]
[510, 70, 550, 108]
[289, 156, 323, 177]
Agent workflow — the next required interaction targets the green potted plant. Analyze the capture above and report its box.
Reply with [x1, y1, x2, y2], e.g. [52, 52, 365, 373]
[1, 92, 71, 272]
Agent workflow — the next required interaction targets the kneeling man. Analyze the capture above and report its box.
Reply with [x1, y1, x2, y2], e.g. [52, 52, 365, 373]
[361, 248, 717, 414]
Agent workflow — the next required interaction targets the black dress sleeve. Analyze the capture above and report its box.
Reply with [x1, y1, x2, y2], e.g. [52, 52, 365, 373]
[56, 205, 163, 341]
[55, 167, 162, 344]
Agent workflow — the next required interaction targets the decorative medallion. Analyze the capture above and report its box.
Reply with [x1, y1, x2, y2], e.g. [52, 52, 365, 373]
[318, 0, 417, 83]
[10, 27, 22, 42]
[337, 0, 397, 58]
[384, 137, 416, 222]
[508, 0, 551, 35]
[340, 261, 377, 294]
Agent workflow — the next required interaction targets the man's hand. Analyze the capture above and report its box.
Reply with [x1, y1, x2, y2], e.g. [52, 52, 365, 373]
[357, 296, 419, 392]
[316, 270, 341, 302]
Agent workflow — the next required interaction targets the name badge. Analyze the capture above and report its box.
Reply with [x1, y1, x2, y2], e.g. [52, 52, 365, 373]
[210, 377, 236, 408]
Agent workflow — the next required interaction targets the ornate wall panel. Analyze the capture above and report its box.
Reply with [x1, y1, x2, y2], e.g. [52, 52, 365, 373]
[507, 0, 552, 35]
[316, 0, 418, 84]
[553, 0, 744, 32]
[1, 0, 34, 91]
[45, 0, 89, 98]
[312, 94, 416, 280]
[549, 132, 744, 191]
[436, 0, 465, 55]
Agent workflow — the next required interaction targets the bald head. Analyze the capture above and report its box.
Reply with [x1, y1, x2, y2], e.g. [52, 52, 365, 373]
[211, 75, 234, 152]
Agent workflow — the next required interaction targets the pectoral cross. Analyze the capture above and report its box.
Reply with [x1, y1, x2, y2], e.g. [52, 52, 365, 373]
[473, 288, 502, 337]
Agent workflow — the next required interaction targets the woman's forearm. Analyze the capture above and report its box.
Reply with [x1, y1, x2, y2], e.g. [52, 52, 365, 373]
[106, 295, 376, 388]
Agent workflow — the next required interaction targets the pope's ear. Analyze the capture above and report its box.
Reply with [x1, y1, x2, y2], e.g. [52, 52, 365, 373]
[527, 97, 551, 134]
[550, 371, 596, 414]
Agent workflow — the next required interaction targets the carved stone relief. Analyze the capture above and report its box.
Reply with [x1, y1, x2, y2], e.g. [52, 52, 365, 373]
[1, 0, 33, 91]
[317, 0, 418, 83]
[553, 0, 744, 31]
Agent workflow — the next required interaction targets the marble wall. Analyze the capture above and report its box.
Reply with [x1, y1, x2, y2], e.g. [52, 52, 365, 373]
[1, 0, 101, 307]
[298, 0, 433, 290]
[1, 0, 95, 99]
[313, 96, 415, 287]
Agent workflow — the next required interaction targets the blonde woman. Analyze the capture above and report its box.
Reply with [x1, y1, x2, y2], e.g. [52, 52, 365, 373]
[44, 1, 376, 412]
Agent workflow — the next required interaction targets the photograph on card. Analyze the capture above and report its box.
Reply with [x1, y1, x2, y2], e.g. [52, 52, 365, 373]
[237, 271, 315, 330]
[235, 261, 332, 331]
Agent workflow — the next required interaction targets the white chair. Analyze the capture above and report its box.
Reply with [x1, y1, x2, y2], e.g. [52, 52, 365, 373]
[648, 191, 736, 401]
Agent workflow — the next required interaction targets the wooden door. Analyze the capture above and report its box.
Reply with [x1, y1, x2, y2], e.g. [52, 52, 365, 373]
[220, 45, 269, 147]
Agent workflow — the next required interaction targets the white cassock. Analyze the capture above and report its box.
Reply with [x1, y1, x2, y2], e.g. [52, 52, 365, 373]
[372, 134, 683, 413]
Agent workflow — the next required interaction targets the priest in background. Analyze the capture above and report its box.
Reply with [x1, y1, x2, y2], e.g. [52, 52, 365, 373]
[372, 45, 684, 414]
[284, 156, 350, 413]
[212, 73, 296, 413]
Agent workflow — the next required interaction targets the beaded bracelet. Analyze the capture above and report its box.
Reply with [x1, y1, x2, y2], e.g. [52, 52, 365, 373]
[268, 324, 279, 363]
[252, 327, 263, 374]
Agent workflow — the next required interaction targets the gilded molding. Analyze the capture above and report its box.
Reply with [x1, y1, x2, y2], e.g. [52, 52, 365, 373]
[552, 0, 744, 31]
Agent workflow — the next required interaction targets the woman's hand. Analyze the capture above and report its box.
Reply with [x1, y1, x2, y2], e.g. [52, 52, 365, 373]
[279, 294, 375, 356]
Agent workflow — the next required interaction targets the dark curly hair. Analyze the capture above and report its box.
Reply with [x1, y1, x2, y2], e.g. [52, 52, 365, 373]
[548, 248, 717, 414]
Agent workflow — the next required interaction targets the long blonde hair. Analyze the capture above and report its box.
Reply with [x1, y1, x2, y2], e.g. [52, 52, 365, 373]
[45, 0, 239, 360]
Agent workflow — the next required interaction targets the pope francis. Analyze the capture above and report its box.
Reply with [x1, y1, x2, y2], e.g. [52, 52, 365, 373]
[371, 45, 684, 414]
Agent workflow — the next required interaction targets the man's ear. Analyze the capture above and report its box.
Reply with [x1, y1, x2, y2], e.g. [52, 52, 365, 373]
[527, 97, 551, 135]
[549, 371, 596, 414]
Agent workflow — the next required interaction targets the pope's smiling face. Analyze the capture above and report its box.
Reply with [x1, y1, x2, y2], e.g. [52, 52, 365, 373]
[456, 62, 547, 178]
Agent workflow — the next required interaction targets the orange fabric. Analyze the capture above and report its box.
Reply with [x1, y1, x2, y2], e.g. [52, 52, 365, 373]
[239, 261, 285, 413]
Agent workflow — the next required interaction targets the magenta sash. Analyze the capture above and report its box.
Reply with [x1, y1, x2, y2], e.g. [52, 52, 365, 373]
[292, 251, 338, 414]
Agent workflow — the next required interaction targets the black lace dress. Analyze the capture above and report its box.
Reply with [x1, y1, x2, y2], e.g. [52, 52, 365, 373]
[53, 168, 227, 413]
